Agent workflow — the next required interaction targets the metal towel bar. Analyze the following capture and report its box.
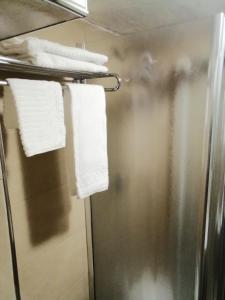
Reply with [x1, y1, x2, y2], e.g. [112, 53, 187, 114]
[0, 55, 121, 92]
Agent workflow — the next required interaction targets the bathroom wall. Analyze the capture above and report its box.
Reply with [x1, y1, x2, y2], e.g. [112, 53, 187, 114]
[0, 19, 115, 300]
[0, 163, 16, 300]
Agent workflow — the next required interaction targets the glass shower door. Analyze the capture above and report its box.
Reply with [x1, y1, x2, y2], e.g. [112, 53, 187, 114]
[90, 13, 225, 300]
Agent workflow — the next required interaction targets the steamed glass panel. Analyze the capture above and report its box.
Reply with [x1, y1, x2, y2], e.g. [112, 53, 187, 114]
[90, 17, 214, 300]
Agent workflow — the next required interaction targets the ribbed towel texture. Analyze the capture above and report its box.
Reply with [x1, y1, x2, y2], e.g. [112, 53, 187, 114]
[0, 37, 108, 72]
[7, 79, 66, 157]
[64, 83, 109, 199]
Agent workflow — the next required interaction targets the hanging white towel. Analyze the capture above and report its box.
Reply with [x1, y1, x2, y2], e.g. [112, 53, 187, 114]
[30, 53, 108, 73]
[7, 79, 66, 157]
[0, 37, 108, 65]
[64, 83, 109, 199]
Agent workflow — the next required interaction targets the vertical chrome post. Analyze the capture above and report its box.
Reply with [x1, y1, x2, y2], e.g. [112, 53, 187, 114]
[84, 198, 95, 300]
[79, 67, 95, 299]
[200, 12, 225, 300]
[0, 122, 21, 300]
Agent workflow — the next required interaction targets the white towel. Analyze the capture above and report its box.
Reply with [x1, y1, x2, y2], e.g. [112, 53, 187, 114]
[64, 83, 108, 199]
[30, 52, 108, 73]
[7, 79, 66, 157]
[0, 37, 108, 65]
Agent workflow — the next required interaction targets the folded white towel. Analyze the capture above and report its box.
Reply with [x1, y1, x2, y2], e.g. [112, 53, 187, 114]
[7, 79, 66, 157]
[30, 52, 108, 73]
[64, 83, 108, 199]
[0, 37, 108, 65]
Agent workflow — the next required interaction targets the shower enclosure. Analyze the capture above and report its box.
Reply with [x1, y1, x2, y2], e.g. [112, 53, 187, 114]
[89, 13, 225, 300]
[1, 3, 225, 300]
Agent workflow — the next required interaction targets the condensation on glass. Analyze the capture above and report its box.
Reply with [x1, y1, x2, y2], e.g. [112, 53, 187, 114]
[90, 16, 218, 300]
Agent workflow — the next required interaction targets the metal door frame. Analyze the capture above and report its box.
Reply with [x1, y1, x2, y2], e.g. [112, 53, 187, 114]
[200, 12, 225, 300]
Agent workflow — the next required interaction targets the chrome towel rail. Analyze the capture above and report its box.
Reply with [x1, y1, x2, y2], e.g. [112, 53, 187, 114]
[0, 56, 121, 92]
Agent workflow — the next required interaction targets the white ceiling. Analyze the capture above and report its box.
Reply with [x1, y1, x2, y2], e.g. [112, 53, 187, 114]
[87, 0, 225, 34]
